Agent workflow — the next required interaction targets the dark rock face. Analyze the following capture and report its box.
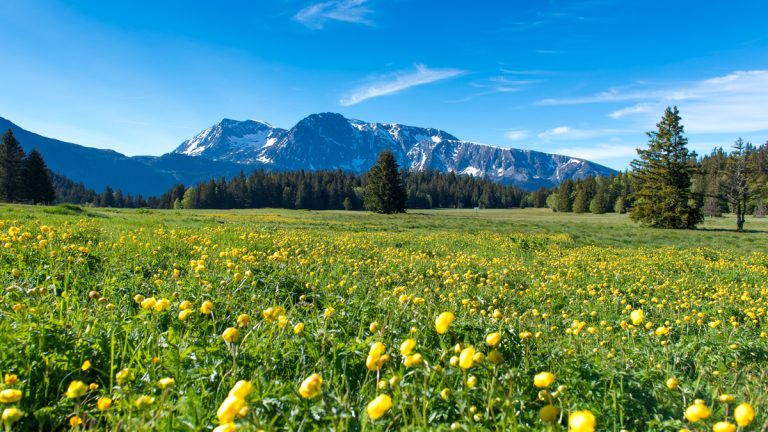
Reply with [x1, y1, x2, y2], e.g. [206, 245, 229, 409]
[174, 112, 616, 188]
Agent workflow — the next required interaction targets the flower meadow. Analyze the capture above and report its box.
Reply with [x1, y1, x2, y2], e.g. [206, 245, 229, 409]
[0, 209, 766, 431]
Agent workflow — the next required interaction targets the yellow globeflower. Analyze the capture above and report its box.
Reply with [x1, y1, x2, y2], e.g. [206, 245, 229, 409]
[200, 301, 213, 314]
[370, 342, 386, 357]
[293, 323, 305, 334]
[534, 372, 555, 388]
[158, 378, 175, 389]
[141, 297, 157, 309]
[435, 312, 454, 334]
[440, 388, 450, 400]
[278, 315, 289, 329]
[666, 377, 678, 390]
[324, 308, 335, 317]
[217, 395, 245, 424]
[65, 381, 89, 399]
[81, 361, 91, 371]
[734, 403, 754, 426]
[367, 394, 392, 420]
[135, 396, 155, 409]
[116, 368, 133, 385]
[69, 416, 82, 427]
[685, 403, 711, 422]
[179, 300, 192, 310]
[299, 374, 323, 399]
[3, 375, 18, 386]
[569, 410, 596, 432]
[133, 294, 145, 304]
[655, 327, 669, 336]
[179, 309, 193, 321]
[712, 422, 736, 432]
[630, 309, 644, 325]
[237, 314, 251, 327]
[404, 354, 423, 367]
[222, 327, 240, 343]
[229, 381, 253, 398]
[400, 339, 416, 356]
[718, 394, 734, 403]
[155, 298, 170, 311]
[487, 349, 504, 365]
[97, 397, 112, 410]
[459, 347, 476, 369]
[485, 332, 502, 346]
[366, 355, 382, 372]
[369, 322, 380, 332]
[1, 407, 24, 426]
[213, 424, 237, 432]
[540, 405, 559, 422]
[0, 389, 22, 404]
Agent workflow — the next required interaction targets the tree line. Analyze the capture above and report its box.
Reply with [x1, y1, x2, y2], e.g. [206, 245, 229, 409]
[0, 129, 57, 205]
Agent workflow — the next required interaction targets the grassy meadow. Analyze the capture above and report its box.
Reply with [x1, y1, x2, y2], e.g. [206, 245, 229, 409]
[0, 204, 766, 431]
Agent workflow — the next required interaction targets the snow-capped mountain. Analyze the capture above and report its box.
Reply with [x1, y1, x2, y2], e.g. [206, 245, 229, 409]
[172, 112, 616, 188]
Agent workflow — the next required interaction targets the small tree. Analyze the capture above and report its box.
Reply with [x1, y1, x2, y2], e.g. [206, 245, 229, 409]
[0, 129, 27, 203]
[629, 107, 703, 229]
[364, 150, 407, 214]
[719, 138, 761, 230]
[22, 148, 56, 204]
[590, 190, 608, 214]
[614, 196, 626, 214]
[342, 197, 353, 210]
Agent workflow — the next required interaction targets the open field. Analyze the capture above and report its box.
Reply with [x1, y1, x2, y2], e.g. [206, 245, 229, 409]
[0, 204, 766, 431]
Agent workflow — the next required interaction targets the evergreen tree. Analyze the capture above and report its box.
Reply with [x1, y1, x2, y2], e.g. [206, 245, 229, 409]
[629, 107, 703, 229]
[364, 150, 407, 213]
[22, 148, 56, 204]
[572, 189, 590, 213]
[0, 129, 27, 203]
[589, 190, 608, 214]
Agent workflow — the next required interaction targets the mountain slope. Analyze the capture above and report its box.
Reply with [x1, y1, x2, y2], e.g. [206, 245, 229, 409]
[173, 112, 617, 188]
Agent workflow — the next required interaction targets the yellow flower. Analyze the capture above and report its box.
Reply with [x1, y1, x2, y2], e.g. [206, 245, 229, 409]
[293, 323, 305, 334]
[467, 376, 477, 388]
[472, 352, 485, 363]
[237, 314, 251, 327]
[718, 394, 734, 403]
[179, 309, 193, 321]
[324, 307, 335, 317]
[158, 378, 175, 389]
[369, 322, 380, 332]
[520, 331, 533, 339]
[229, 381, 253, 398]
[404, 354, 423, 367]
[217, 395, 245, 424]
[97, 397, 112, 410]
[4, 374, 18, 386]
[370, 342, 386, 357]
[141, 297, 157, 309]
[366, 355, 383, 371]
[69, 416, 82, 427]
[155, 298, 170, 311]
[685, 403, 711, 422]
[116, 368, 133, 385]
[712, 422, 736, 432]
[222, 327, 240, 343]
[133, 294, 145, 304]
[179, 300, 192, 310]
[734, 403, 754, 426]
[459, 347, 476, 369]
[655, 326, 668, 336]
[89, 383, 99, 390]
[1, 407, 24, 427]
[487, 349, 504, 365]
[540, 405, 559, 422]
[213, 424, 237, 432]
[135, 396, 155, 409]
[666, 377, 678, 390]
[367, 394, 392, 420]
[435, 312, 454, 334]
[534, 372, 555, 388]
[278, 315, 289, 329]
[486, 332, 502, 346]
[65, 380, 89, 399]
[400, 339, 416, 355]
[201, 300, 213, 314]
[440, 388, 450, 400]
[630, 309, 644, 325]
[299, 374, 323, 399]
[81, 361, 91, 371]
[0, 389, 21, 404]
[569, 410, 596, 432]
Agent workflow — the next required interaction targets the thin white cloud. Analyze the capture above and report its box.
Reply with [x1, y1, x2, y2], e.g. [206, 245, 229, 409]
[500, 68, 554, 75]
[505, 131, 527, 141]
[538, 126, 627, 141]
[541, 70, 768, 133]
[340, 64, 464, 106]
[552, 144, 639, 161]
[293, 0, 373, 30]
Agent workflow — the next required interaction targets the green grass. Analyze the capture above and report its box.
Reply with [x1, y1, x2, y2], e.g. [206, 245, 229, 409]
[0, 204, 765, 431]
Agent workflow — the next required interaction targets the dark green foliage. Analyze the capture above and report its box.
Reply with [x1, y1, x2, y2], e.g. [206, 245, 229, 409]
[629, 107, 703, 229]
[590, 189, 609, 214]
[364, 150, 408, 213]
[0, 129, 26, 203]
[22, 148, 57, 204]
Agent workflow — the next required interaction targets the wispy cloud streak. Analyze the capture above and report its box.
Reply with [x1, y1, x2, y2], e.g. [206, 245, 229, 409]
[293, 0, 373, 29]
[340, 64, 464, 106]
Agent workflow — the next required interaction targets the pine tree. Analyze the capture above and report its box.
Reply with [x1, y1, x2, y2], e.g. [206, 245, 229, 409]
[22, 148, 57, 204]
[364, 150, 408, 213]
[629, 107, 703, 229]
[0, 129, 27, 203]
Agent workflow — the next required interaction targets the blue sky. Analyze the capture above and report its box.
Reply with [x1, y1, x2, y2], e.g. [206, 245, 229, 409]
[1, 0, 767, 170]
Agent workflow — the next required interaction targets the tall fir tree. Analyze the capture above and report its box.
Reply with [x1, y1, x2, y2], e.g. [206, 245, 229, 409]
[22, 148, 57, 204]
[364, 149, 408, 213]
[0, 129, 27, 203]
[629, 107, 703, 229]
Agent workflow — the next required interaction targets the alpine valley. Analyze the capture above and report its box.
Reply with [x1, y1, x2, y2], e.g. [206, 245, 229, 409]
[1, 113, 617, 196]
